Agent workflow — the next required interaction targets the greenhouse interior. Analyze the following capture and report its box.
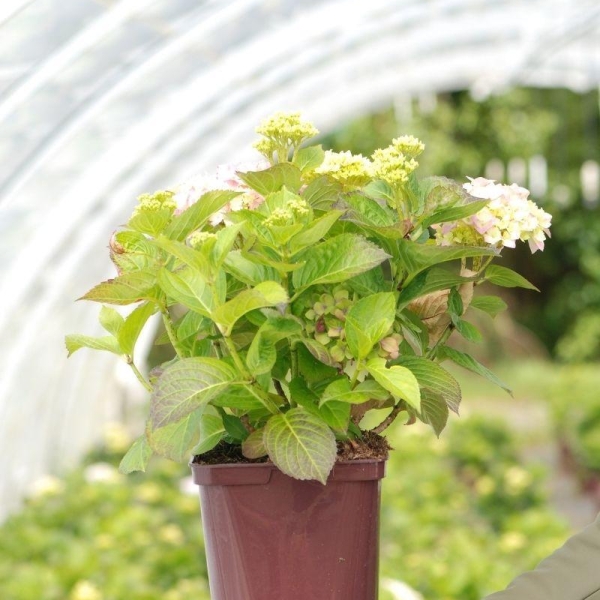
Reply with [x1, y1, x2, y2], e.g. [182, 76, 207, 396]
[1, 1, 600, 599]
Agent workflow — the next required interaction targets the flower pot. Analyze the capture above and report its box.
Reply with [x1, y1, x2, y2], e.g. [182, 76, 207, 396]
[190, 459, 386, 600]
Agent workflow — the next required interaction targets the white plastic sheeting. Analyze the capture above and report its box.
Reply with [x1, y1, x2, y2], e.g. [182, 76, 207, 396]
[0, 0, 598, 518]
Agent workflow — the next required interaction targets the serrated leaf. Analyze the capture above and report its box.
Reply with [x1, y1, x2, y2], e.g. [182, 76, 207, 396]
[150, 358, 239, 428]
[164, 190, 240, 241]
[118, 301, 156, 355]
[128, 210, 172, 237]
[118, 436, 152, 474]
[292, 234, 390, 291]
[211, 384, 279, 413]
[345, 292, 396, 359]
[99, 306, 124, 337]
[263, 408, 336, 484]
[398, 240, 496, 279]
[212, 281, 288, 335]
[366, 357, 421, 410]
[302, 176, 342, 210]
[147, 408, 204, 462]
[398, 267, 478, 308]
[363, 180, 397, 207]
[421, 176, 475, 213]
[238, 163, 301, 195]
[421, 199, 489, 228]
[485, 265, 539, 291]
[222, 414, 249, 441]
[176, 310, 208, 341]
[320, 401, 351, 434]
[153, 237, 211, 278]
[470, 295, 508, 317]
[289, 210, 343, 255]
[440, 346, 512, 395]
[79, 272, 158, 305]
[211, 222, 243, 268]
[346, 266, 387, 295]
[452, 316, 483, 343]
[394, 356, 461, 414]
[319, 378, 388, 406]
[343, 193, 396, 226]
[297, 338, 339, 367]
[419, 392, 449, 436]
[448, 287, 464, 317]
[223, 250, 278, 286]
[293, 145, 325, 172]
[192, 414, 226, 455]
[241, 428, 267, 458]
[157, 267, 213, 316]
[65, 334, 122, 357]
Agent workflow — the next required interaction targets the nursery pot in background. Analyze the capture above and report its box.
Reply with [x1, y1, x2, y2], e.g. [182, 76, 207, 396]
[190, 459, 387, 600]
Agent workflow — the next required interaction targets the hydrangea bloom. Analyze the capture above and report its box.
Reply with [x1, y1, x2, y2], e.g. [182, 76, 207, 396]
[314, 150, 373, 187]
[433, 177, 552, 253]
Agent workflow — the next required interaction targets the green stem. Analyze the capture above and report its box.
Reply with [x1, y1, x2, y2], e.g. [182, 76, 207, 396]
[426, 324, 455, 360]
[222, 335, 252, 380]
[161, 308, 185, 359]
[126, 357, 152, 393]
[350, 358, 362, 389]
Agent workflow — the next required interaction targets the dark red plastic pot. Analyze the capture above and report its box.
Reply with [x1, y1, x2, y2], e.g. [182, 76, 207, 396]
[190, 459, 386, 600]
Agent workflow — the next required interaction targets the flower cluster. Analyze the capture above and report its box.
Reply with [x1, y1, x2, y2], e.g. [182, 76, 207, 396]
[264, 197, 310, 228]
[314, 150, 373, 188]
[254, 111, 319, 162]
[132, 190, 177, 216]
[434, 177, 552, 253]
[371, 136, 424, 188]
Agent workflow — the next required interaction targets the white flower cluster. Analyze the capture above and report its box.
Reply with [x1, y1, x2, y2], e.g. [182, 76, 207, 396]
[434, 177, 552, 253]
[172, 160, 269, 225]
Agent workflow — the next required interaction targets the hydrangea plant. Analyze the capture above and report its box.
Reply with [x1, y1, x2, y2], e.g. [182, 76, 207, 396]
[66, 112, 551, 484]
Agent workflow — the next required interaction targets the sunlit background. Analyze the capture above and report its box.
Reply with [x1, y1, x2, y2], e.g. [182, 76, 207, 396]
[1, 1, 600, 599]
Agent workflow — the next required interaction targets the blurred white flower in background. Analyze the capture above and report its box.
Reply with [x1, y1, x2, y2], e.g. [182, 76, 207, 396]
[382, 578, 424, 600]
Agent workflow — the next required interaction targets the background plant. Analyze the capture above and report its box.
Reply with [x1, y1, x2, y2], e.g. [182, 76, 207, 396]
[67, 112, 550, 483]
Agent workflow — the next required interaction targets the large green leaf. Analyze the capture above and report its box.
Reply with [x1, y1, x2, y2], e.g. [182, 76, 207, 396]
[128, 210, 172, 237]
[394, 356, 461, 414]
[79, 272, 158, 305]
[176, 310, 208, 341]
[421, 199, 489, 228]
[346, 266, 387, 295]
[157, 267, 213, 316]
[147, 408, 204, 462]
[150, 358, 239, 428]
[65, 334, 122, 357]
[292, 234, 390, 291]
[319, 378, 388, 406]
[212, 281, 288, 336]
[192, 414, 226, 455]
[419, 391, 450, 437]
[366, 357, 421, 410]
[263, 408, 336, 484]
[345, 292, 396, 359]
[164, 190, 239, 240]
[293, 145, 325, 172]
[319, 401, 351, 434]
[153, 237, 211, 278]
[238, 163, 301, 195]
[118, 301, 156, 355]
[241, 428, 267, 459]
[485, 265, 539, 291]
[211, 385, 269, 412]
[439, 346, 512, 396]
[398, 240, 496, 278]
[302, 176, 342, 210]
[223, 251, 278, 286]
[289, 210, 343, 255]
[343, 193, 396, 226]
[118, 436, 152, 474]
[469, 295, 508, 317]
[398, 268, 476, 308]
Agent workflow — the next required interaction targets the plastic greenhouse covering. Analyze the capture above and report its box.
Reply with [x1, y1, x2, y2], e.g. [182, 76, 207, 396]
[0, 0, 599, 518]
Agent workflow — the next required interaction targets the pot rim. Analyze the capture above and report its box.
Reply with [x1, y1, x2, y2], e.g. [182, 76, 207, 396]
[190, 457, 387, 486]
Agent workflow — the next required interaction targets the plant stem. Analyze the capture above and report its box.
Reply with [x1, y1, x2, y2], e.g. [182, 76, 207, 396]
[350, 359, 362, 389]
[161, 308, 185, 359]
[290, 341, 299, 380]
[126, 356, 152, 392]
[222, 335, 252, 380]
[370, 403, 405, 434]
[426, 324, 455, 360]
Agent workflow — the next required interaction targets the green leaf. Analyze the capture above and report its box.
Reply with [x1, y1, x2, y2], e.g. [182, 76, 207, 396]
[212, 281, 288, 335]
[419, 392, 449, 437]
[319, 401, 351, 434]
[345, 292, 396, 359]
[421, 199, 489, 228]
[211, 223, 243, 268]
[118, 436, 152, 474]
[448, 287, 464, 317]
[150, 358, 239, 428]
[293, 145, 325, 172]
[485, 265, 539, 291]
[222, 414, 249, 441]
[421, 176, 475, 213]
[79, 272, 158, 305]
[164, 190, 240, 241]
[363, 180, 397, 207]
[398, 240, 496, 278]
[118, 302, 156, 355]
[394, 356, 461, 414]
[153, 237, 211, 278]
[147, 408, 204, 462]
[470, 295, 508, 317]
[263, 408, 336, 484]
[346, 266, 387, 295]
[366, 357, 421, 410]
[241, 428, 267, 459]
[99, 306, 124, 337]
[452, 317, 483, 343]
[297, 338, 339, 368]
[128, 210, 172, 237]
[302, 176, 342, 210]
[292, 234, 390, 291]
[319, 378, 388, 406]
[289, 210, 343, 255]
[192, 414, 225, 455]
[238, 163, 301, 195]
[343, 193, 396, 226]
[440, 346, 512, 396]
[211, 384, 279, 414]
[65, 334, 122, 357]
[223, 250, 278, 286]
[157, 267, 213, 317]
[176, 310, 208, 341]
[398, 268, 476, 308]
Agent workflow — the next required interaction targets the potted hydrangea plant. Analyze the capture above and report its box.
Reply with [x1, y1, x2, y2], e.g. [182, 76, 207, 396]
[66, 112, 551, 600]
